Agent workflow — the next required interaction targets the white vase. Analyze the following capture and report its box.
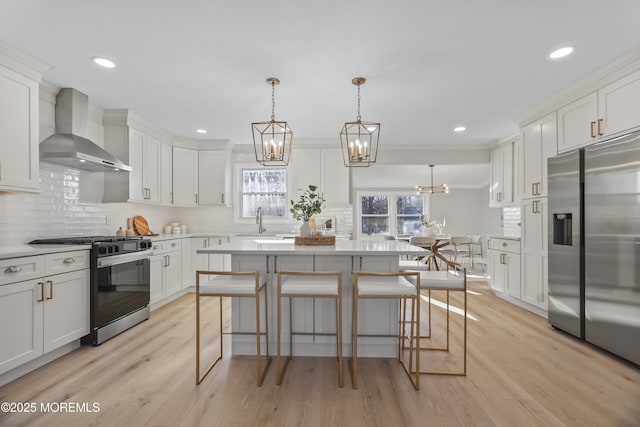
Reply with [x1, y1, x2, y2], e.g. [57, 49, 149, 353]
[422, 227, 435, 237]
[300, 220, 311, 237]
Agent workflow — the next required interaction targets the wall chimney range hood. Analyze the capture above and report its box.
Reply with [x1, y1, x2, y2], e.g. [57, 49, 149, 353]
[39, 88, 132, 172]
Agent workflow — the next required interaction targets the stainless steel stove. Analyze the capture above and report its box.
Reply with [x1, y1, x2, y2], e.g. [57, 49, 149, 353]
[30, 235, 153, 345]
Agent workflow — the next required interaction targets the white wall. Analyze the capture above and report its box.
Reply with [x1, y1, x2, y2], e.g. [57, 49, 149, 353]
[428, 187, 501, 238]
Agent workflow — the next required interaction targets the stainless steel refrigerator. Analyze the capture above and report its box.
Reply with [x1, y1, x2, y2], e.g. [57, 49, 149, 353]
[548, 130, 640, 366]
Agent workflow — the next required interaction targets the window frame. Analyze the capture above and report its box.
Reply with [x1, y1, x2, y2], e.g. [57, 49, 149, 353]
[356, 190, 430, 239]
[233, 163, 292, 225]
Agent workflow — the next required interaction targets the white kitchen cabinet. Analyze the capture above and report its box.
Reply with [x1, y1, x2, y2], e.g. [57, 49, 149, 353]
[489, 139, 514, 207]
[521, 112, 557, 199]
[172, 146, 199, 206]
[557, 69, 640, 153]
[321, 147, 350, 205]
[103, 113, 170, 205]
[290, 147, 350, 205]
[128, 128, 161, 203]
[198, 149, 229, 206]
[160, 143, 173, 204]
[0, 63, 40, 193]
[0, 278, 44, 374]
[0, 250, 89, 376]
[488, 238, 520, 298]
[180, 237, 191, 289]
[189, 236, 230, 286]
[42, 268, 90, 353]
[521, 198, 548, 310]
[150, 239, 182, 305]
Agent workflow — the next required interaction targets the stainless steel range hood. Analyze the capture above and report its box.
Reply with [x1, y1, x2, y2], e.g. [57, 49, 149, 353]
[39, 89, 132, 172]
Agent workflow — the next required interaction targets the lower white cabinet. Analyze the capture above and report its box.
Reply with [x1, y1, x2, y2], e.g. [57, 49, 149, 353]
[488, 238, 521, 298]
[0, 251, 90, 375]
[189, 237, 231, 286]
[150, 239, 182, 305]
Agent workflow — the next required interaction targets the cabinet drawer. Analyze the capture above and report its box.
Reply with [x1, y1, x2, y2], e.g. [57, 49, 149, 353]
[488, 238, 521, 253]
[0, 256, 45, 286]
[151, 239, 182, 255]
[45, 250, 90, 275]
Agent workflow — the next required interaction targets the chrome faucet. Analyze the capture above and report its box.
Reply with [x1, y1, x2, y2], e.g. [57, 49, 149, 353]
[256, 207, 266, 234]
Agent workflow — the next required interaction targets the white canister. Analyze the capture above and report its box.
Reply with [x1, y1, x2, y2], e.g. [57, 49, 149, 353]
[180, 224, 187, 234]
[172, 226, 181, 234]
[164, 225, 172, 234]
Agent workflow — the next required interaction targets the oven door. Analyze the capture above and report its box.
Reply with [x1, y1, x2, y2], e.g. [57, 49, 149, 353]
[94, 250, 151, 328]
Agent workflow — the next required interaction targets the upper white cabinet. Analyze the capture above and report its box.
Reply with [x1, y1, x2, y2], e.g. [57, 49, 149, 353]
[489, 138, 514, 207]
[103, 111, 171, 204]
[521, 112, 557, 199]
[558, 69, 640, 153]
[172, 146, 198, 206]
[198, 149, 230, 206]
[0, 63, 40, 193]
[290, 147, 350, 205]
[160, 143, 173, 204]
[128, 127, 161, 203]
[321, 147, 350, 205]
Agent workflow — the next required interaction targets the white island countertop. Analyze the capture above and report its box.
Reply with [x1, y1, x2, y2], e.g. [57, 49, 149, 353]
[197, 239, 428, 256]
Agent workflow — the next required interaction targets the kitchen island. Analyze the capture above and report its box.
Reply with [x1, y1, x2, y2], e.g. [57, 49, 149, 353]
[197, 239, 428, 357]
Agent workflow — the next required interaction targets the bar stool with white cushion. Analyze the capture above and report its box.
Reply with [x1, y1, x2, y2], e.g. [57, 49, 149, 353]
[404, 260, 467, 376]
[195, 270, 271, 386]
[350, 271, 420, 390]
[277, 270, 343, 387]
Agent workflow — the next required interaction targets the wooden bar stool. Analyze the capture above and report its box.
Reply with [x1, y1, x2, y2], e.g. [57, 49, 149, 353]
[276, 270, 343, 387]
[350, 271, 420, 390]
[403, 260, 467, 376]
[195, 270, 271, 386]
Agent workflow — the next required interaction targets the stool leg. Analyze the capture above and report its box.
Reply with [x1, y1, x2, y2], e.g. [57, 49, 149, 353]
[351, 281, 358, 389]
[255, 286, 262, 386]
[337, 279, 343, 387]
[277, 276, 282, 385]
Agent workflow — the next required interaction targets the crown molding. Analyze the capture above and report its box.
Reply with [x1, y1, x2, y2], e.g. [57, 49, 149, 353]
[518, 48, 640, 127]
[0, 40, 51, 81]
[102, 109, 173, 142]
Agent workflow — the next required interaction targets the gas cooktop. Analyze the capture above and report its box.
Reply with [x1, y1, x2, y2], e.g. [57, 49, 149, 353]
[29, 236, 144, 245]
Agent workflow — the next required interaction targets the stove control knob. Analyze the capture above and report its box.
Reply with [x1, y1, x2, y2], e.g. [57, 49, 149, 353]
[99, 247, 107, 255]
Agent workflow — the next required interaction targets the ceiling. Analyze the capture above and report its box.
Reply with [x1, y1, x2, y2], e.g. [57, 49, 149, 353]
[1, 1, 640, 148]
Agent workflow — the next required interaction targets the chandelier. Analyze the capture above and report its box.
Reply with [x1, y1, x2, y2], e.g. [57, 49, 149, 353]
[252, 77, 293, 166]
[416, 165, 449, 194]
[339, 77, 380, 167]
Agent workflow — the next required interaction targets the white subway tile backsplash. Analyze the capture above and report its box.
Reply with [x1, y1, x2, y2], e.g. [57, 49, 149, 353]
[501, 206, 521, 237]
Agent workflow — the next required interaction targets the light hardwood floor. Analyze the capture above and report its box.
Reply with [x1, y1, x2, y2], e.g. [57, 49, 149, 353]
[1, 281, 639, 427]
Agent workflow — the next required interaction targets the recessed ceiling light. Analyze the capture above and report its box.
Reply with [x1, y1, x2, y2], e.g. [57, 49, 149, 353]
[549, 46, 574, 59]
[196, 129, 207, 134]
[454, 126, 466, 132]
[91, 56, 116, 68]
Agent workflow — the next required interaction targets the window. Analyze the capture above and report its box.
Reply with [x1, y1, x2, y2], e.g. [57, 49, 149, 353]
[240, 169, 288, 218]
[358, 191, 428, 238]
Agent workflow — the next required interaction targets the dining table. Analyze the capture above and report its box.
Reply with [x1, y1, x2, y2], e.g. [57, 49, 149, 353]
[397, 234, 451, 270]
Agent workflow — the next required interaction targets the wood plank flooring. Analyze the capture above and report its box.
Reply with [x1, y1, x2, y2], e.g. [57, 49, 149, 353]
[1, 281, 639, 426]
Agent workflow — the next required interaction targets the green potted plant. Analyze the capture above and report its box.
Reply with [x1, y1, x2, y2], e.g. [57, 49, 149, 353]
[290, 185, 325, 237]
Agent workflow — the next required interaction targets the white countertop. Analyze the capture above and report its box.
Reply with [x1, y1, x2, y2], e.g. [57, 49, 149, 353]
[197, 239, 429, 256]
[0, 244, 92, 260]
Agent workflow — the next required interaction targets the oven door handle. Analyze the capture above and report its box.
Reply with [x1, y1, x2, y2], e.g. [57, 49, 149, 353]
[96, 250, 153, 268]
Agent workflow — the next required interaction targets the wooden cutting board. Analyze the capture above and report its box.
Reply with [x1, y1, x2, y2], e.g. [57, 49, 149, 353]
[132, 215, 157, 236]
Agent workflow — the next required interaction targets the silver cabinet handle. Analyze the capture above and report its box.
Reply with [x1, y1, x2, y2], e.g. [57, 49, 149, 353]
[63, 258, 75, 264]
[5, 266, 22, 273]
[171, 242, 177, 247]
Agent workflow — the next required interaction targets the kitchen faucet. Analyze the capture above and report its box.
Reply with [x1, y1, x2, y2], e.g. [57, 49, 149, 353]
[256, 207, 266, 234]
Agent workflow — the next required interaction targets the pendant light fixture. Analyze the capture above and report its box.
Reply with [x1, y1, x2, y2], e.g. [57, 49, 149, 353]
[252, 77, 293, 166]
[339, 77, 380, 167]
[416, 165, 449, 194]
